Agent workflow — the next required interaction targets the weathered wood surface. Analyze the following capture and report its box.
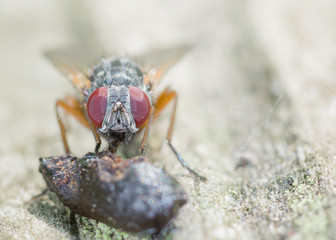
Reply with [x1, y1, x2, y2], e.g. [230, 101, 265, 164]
[0, 0, 335, 239]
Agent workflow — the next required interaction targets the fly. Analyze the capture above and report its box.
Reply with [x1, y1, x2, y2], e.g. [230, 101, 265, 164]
[46, 46, 205, 181]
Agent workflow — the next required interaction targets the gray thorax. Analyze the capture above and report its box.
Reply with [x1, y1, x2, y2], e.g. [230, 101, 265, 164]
[89, 58, 144, 90]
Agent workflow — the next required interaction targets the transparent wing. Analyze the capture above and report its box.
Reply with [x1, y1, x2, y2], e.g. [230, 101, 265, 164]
[44, 46, 103, 91]
[132, 45, 192, 87]
[46, 44, 191, 90]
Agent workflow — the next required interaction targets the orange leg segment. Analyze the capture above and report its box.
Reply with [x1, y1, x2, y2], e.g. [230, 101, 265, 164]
[140, 107, 155, 155]
[152, 87, 206, 181]
[55, 96, 90, 154]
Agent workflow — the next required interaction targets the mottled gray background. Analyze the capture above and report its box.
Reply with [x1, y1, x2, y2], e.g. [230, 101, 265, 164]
[1, 0, 336, 239]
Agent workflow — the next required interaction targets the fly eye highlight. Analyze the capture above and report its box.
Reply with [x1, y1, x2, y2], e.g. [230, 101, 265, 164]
[87, 87, 108, 128]
[129, 86, 150, 128]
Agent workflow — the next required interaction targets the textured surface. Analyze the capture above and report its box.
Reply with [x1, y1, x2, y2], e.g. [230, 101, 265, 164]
[1, 0, 336, 239]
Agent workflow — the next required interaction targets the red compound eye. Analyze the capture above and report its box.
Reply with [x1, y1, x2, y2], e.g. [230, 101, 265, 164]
[87, 87, 108, 128]
[129, 86, 151, 128]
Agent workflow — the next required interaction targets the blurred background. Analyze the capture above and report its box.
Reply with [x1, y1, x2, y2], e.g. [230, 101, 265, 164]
[1, 0, 336, 239]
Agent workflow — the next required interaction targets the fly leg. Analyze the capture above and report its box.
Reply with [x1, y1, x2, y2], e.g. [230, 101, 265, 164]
[83, 103, 102, 153]
[139, 107, 155, 155]
[154, 87, 206, 181]
[56, 96, 101, 154]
